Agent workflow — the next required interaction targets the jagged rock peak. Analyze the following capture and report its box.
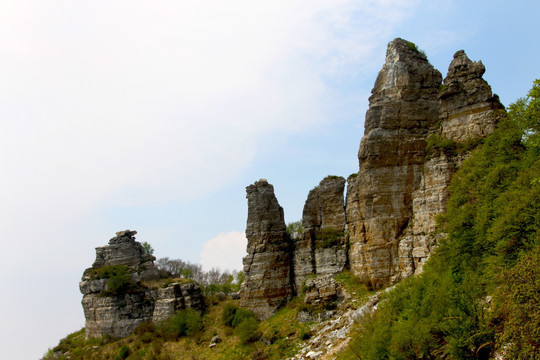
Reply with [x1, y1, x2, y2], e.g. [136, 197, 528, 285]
[245, 179, 286, 238]
[439, 50, 504, 141]
[293, 176, 348, 290]
[348, 38, 442, 287]
[386, 37, 428, 61]
[365, 38, 442, 135]
[92, 229, 157, 271]
[446, 50, 485, 81]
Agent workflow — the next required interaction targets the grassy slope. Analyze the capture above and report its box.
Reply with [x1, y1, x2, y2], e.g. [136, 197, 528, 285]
[44, 271, 376, 360]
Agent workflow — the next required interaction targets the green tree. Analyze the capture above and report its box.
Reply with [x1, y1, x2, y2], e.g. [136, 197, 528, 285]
[142, 241, 154, 255]
[286, 221, 304, 240]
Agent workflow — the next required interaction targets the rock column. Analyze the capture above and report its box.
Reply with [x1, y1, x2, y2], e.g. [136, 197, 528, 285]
[294, 176, 348, 289]
[240, 180, 294, 319]
[346, 38, 442, 287]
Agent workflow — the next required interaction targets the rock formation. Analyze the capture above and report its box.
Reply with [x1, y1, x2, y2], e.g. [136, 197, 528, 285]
[80, 230, 204, 338]
[294, 176, 348, 290]
[346, 38, 442, 287]
[346, 40, 504, 286]
[243, 38, 505, 306]
[240, 179, 294, 320]
[394, 49, 504, 279]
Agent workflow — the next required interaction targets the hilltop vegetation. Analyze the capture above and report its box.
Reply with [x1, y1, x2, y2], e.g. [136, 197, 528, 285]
[341, 80, 540, 359]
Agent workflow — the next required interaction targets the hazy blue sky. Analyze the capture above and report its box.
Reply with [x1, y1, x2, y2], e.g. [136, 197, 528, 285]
[1, 1, 539, 358]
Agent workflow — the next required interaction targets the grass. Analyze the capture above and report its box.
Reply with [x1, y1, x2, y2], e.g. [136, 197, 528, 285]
[45, 298, 315, 360]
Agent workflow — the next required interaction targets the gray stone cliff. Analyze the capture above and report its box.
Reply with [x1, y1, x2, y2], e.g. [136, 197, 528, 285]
[294, 176, 348, 290]
[80, 230, 204, 338]
[242, 38, 505, 310]
[240, 180, 294, 320]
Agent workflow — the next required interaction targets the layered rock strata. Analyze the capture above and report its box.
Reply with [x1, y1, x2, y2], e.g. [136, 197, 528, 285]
[346, 38, 442, 287]
[243, 38, 505, 308]
[394, 50, 504, 279]
[240, 180, 294, 320]
[294, 176, 348, 290]
[80, 230, 204, 338]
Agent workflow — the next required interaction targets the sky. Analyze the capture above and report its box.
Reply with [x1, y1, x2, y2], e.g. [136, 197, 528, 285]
[0, 1, 539, 358]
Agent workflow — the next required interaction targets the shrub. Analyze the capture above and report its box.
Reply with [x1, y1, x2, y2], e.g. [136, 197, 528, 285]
[232, 308, 257, 328]
[426, 134, 457, 157]
[159, 309, 203, 340]
[235, 317, 261, 344]
[222, 303, 238, 327]
[315, 227, 345, 248]
[89, 265, 139, 296]
[114, 345, 130, 360]
[286, 221, 304, 240]
[222, 304, 257, 329]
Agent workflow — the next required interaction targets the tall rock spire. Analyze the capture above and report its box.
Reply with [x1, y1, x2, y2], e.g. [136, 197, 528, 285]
[240, 179, 294, 319]
[346, 38, 442, 287]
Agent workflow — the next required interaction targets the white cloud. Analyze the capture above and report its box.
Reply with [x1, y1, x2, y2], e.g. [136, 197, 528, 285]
[200, 231, 247, 272]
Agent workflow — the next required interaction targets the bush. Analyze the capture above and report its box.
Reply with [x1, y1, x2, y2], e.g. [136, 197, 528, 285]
[222, 303, 238, 327]
[315, 227, 345, 248]
[89, 265, 139, 296]
[235, 317, 261, 344]
[222, 304, 257, 328]
[286, 221, 304, 240]
[159, 309, 203, 340]
[426, 134, 457, 157]
[114, 345, 130, 360]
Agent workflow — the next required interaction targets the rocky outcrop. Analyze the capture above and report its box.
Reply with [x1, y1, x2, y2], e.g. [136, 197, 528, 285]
[80, 230, 204, 338]
[395, 50, 504, 279]
[438, 50, 504, 142]
[242, 39, 505, 308]
[303, 275, 340, 305]
[152, 281, 205, 322]
[90, 230, 160, 281]
[294, 177, 348, 290]
[346, 38, 442, 287]
[240, 180, 294, 320]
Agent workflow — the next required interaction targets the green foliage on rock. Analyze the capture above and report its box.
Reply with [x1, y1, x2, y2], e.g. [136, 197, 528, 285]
[315, 227, 346, 248]
[141, 241, 154, 256]
[89, 265, 139, 296]
[286, 220, 304, 240]
[343, 79, 540, 359]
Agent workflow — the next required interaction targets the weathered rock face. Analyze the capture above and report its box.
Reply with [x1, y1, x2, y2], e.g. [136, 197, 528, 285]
[303, 275, 340, 305]
[394, 50, 504, 279]
[240, 180, 294, 320]
[345, 41, 504, 286]
[294, 177, 348, 290]
[347, 38, 442, 287]
[80, 230, 204, 338]
[439, 50, 504, 142]
[152, 281, 205, 322]
[241, 39, 505, 308]
[91, 230, 160, 281]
